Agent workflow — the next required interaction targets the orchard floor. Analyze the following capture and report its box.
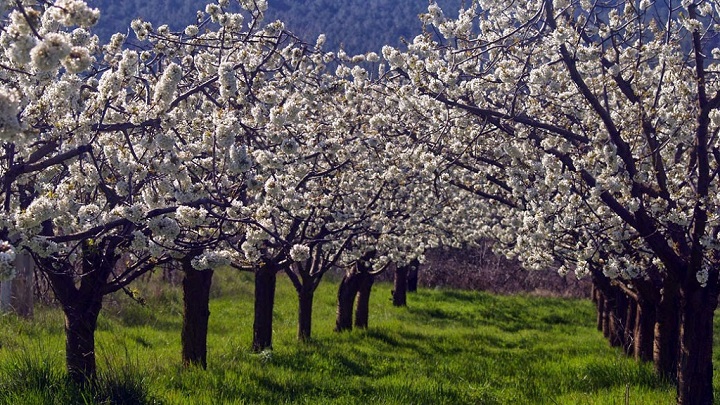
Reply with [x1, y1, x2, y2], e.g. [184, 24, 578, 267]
[0, 269, 688, 404]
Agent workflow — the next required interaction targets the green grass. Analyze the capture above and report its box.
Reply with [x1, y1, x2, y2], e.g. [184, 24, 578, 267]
[0, 269, 679, 404]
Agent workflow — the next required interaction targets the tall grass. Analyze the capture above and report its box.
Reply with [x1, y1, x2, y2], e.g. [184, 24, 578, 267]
[0, 269, 682, 404]
[0, 346, 158, 404]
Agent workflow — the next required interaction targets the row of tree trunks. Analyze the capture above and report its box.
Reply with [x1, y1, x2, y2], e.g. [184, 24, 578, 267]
[393, 259, 419, 306]
[175, 252, 720, 405]
[53, 249, 417, 379]
[591, 272, 679, 382]
[335, 255, 383, 332]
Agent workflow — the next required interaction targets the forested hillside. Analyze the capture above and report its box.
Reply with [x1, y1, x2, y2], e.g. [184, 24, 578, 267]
[87, 0, 463, 53]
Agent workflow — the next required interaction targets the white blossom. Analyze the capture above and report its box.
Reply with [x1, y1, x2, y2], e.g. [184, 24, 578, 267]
[47, 0, 100, 27]
[290, 244, 310, 262]
[153, 63, 183, 109]
[31, 33, 71, 72]
[61, 46, 94, 73]
[191, 250, 234, 270]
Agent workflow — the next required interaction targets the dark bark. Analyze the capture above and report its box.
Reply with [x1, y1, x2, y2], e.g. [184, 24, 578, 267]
[631, 277, 661, 364]
[407, 260, 419, 292]
[297, 284, 314, 341]
[592, 273, 636, 354]
[676, 280, 718, 405]
[252, 263, 277, 352]
[608, 288, 626, 348]
[634, 298, 656, 362]
[592, 273, 614, 340]
[595, 289, 605, 332]
[181, 261, 214, 368]
[623, 294, 636, 356]
[44, 239, 116, 385]
[285, 262, 322, 342]
[354, 272, 375, 329]
[63, 298, 102, 385]
[603, 291, 620, 347]
[335, 269, 360, 332]
[601, 294, 612, 339]
[392, 264, 408, 307]
[654, 280, 680, 382]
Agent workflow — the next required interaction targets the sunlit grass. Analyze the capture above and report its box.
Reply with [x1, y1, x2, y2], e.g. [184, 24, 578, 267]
[0, 268, 680, 404]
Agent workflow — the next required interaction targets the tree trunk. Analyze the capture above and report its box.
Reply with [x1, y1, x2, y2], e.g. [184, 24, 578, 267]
[63, 299, 102, 385]
[181, 265, 213, 368]
[623, 294, 636, 356]
[592, 275, 614, 340]
[634, 298, 655, 362]
[252, 263, 276, 352]
[10, 250, 34, 318]
[393, 264, 408, 307]
[596, 289, 605, 332]
[0, 250, 35, 312]
[37, 232, 119, 386]
[0, 281, 11, 313]
[335, 269, 360, 332]
[297, 284, 314, 341]
[602, 292, 612, 339]
[354, 272, 374, 329]
[676, 281, 717, 405]
[608, 288, 626, 348]
[654, 281, 680, 382]
[407, 260, 419, 292]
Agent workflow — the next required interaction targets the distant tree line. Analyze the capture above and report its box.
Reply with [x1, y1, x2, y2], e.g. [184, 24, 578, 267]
[87, 0, 464, 54]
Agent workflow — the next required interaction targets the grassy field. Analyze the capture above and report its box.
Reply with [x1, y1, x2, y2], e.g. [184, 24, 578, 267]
[0, 269, 681, 404]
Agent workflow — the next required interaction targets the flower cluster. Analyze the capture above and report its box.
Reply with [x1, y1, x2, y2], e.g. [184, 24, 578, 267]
[191, 250, 235, 271]
[30, 33, 71, 72]
[289, 244, 310, 262]
[47, 0, 100, 27]
[153, 63, 183, 109]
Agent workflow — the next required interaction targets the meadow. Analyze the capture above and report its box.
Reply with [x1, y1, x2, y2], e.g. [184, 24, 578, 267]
[0, 269, 682, 404]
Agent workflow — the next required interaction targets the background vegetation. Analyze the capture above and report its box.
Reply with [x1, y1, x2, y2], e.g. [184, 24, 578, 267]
[86, 0, 464, 54]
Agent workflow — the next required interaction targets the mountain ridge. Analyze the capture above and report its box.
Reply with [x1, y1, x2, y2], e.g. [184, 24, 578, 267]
[86, 0, 464, 54]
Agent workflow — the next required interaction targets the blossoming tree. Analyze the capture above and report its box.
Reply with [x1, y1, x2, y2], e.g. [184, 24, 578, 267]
[382, 1, 720, 403]
[0, 0, 246, 381]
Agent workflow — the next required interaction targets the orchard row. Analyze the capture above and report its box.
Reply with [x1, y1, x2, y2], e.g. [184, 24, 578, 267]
[1, 1, 719, 404]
